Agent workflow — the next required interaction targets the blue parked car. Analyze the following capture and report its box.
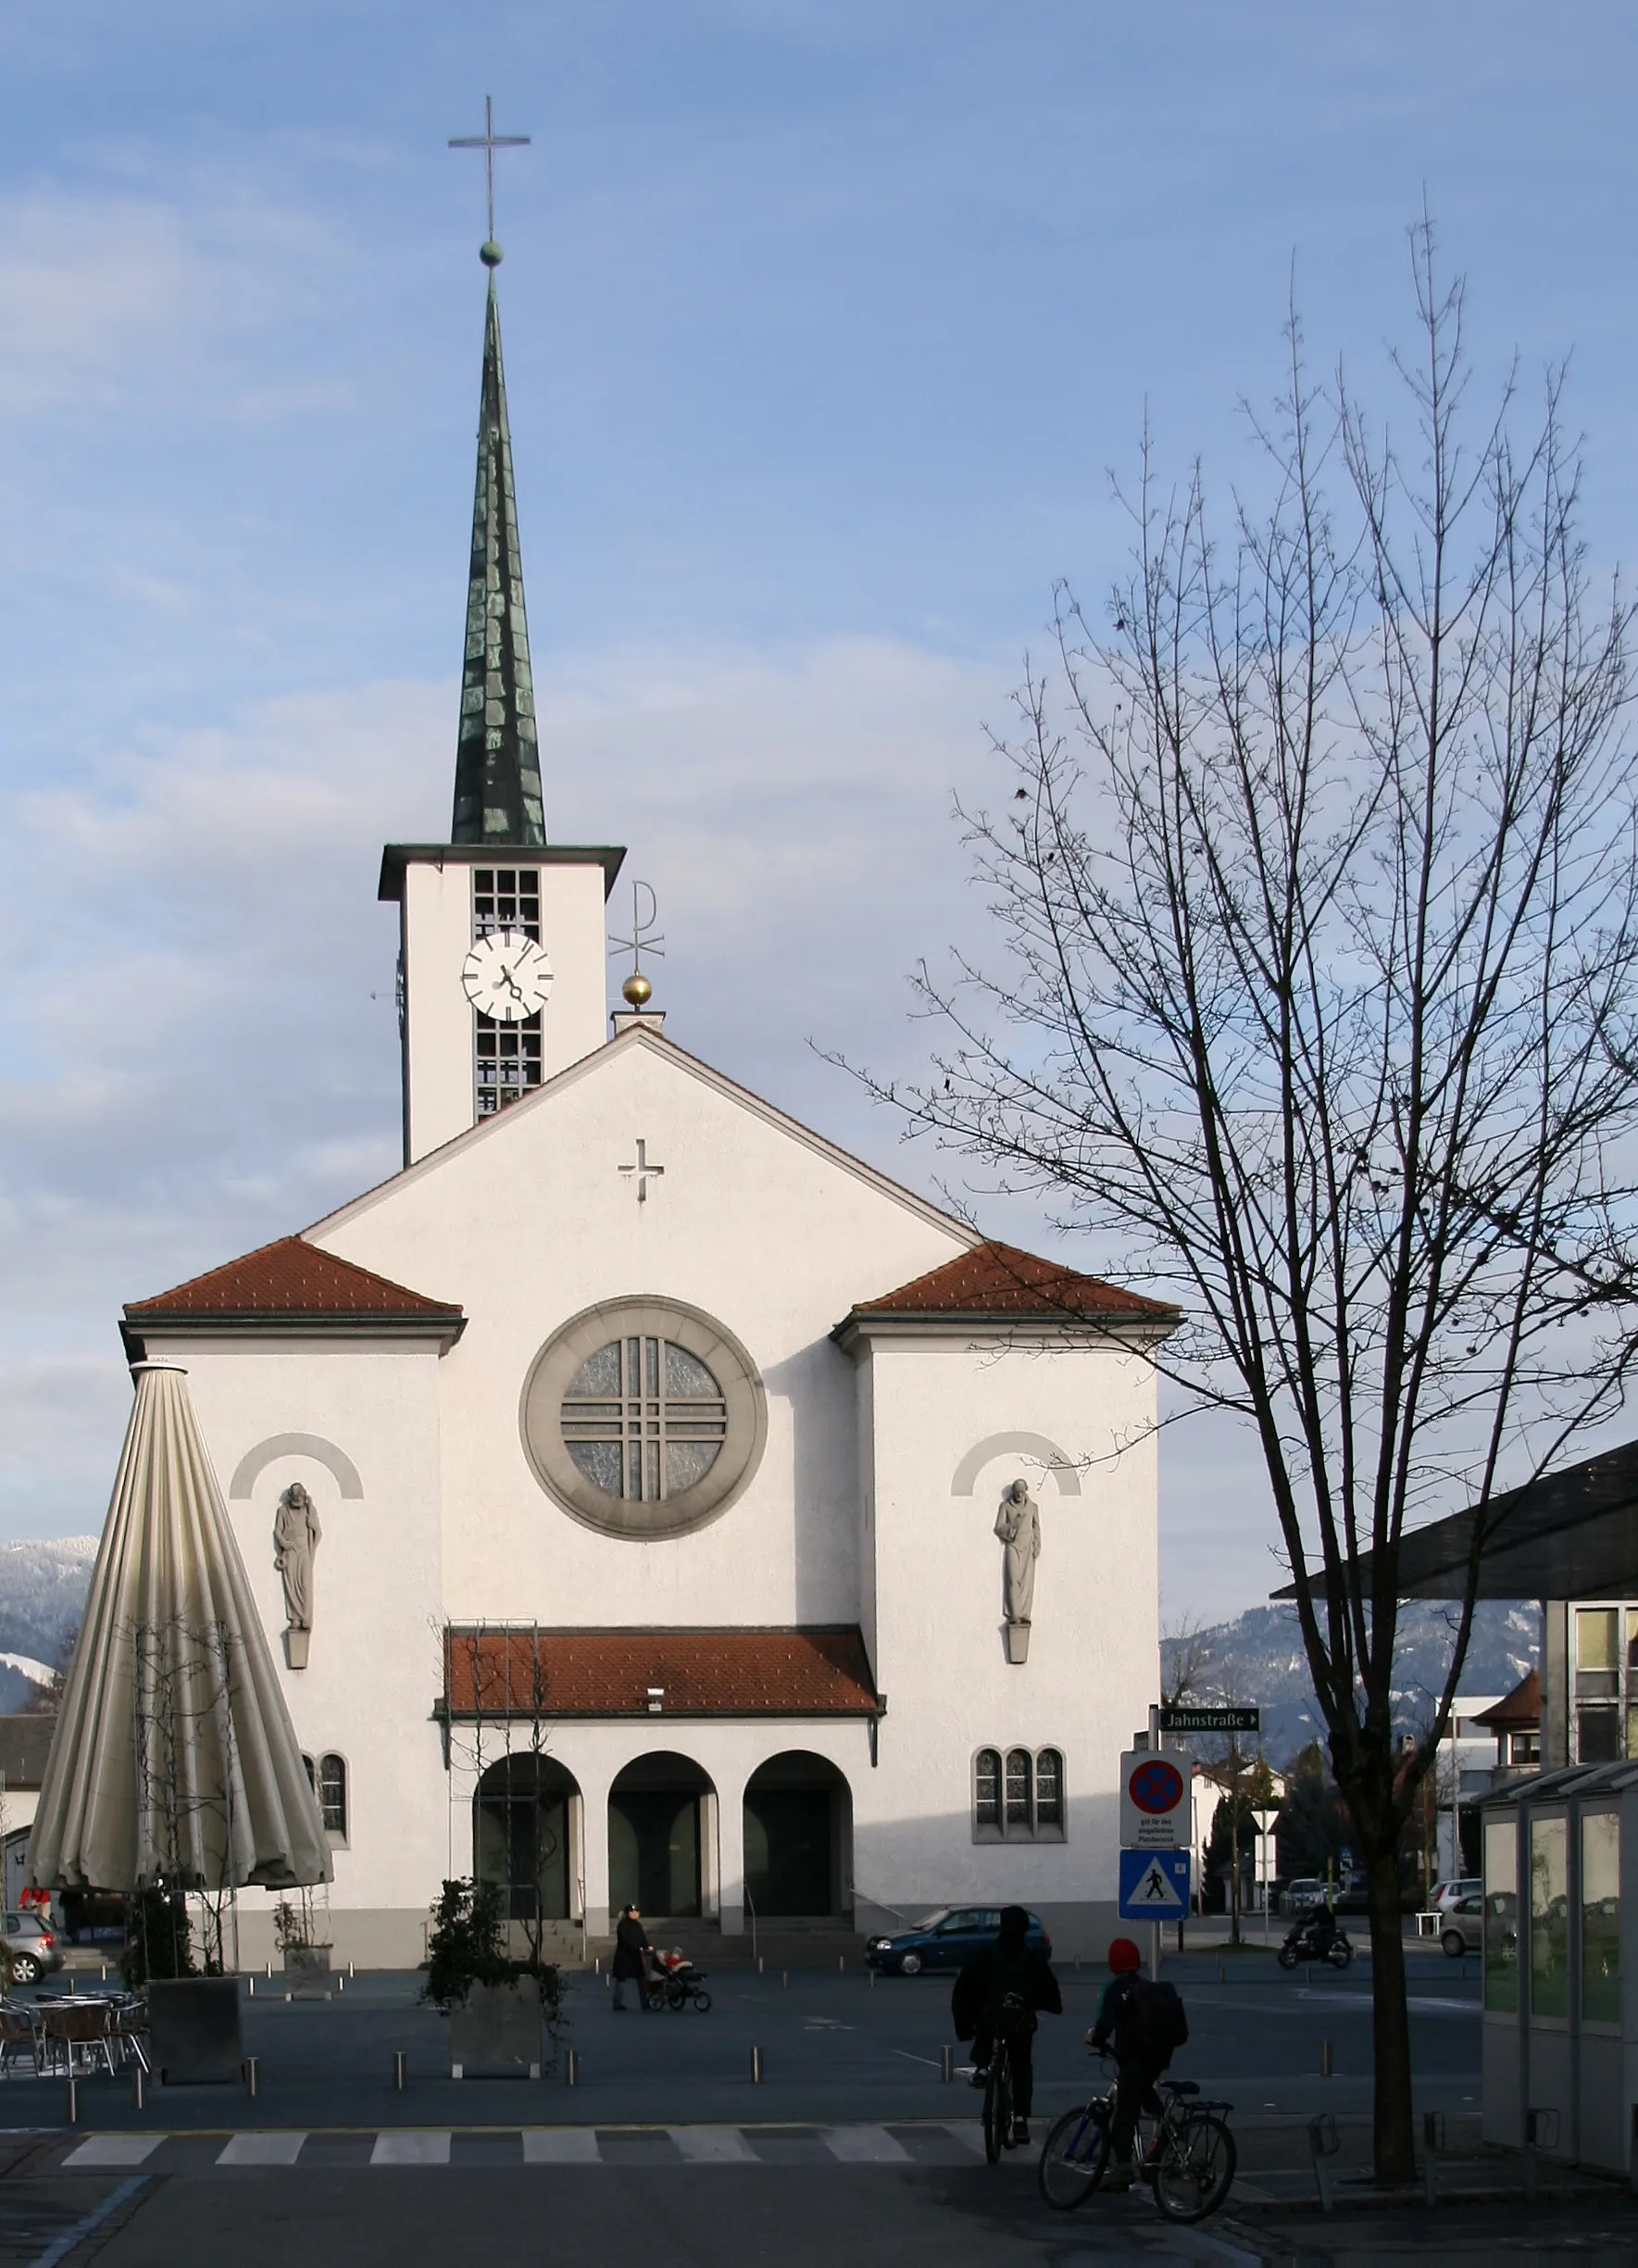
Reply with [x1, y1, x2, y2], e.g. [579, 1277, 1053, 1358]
[865, 1907, 1052, 1975]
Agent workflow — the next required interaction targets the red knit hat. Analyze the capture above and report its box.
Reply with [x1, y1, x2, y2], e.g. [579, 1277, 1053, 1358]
[1107, 1937, 1142, 1974]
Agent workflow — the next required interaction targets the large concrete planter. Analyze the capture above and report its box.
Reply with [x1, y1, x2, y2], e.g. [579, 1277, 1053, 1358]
[448, 1974, 542, 2079]
[149, 1975, 244, 2085]
[283, 1945, 332, 1999]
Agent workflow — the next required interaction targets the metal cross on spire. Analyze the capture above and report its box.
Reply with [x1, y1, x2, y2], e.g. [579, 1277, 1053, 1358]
[448, 95, 531, 263]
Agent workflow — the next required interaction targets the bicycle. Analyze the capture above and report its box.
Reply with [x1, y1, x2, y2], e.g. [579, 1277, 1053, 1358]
[979, 1989, 1035, 2163]
[1037, 2049, 1236, 2223]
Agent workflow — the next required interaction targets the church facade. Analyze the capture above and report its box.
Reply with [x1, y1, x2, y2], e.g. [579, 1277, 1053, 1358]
[114, 263, 1176, 1967]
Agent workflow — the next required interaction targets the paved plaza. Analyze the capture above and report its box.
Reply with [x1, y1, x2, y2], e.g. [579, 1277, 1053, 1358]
[0, 1947, 1628, 2262]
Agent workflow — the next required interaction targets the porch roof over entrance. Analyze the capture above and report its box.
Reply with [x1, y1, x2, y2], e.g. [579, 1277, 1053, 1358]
[442, 1625, 879, 1718]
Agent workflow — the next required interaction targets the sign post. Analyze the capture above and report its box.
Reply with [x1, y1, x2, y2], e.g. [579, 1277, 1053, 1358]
[1120, 1748, 1191, 1978]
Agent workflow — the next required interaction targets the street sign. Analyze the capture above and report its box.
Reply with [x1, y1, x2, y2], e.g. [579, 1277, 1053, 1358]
[1157, 1706, 1260, 1735]
[1119, 1848, 1191, 1921]
[1119, 1750, 1189, 1848]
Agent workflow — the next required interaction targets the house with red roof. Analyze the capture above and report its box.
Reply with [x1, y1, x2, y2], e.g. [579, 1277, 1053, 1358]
[114, 267, 1180, 1967]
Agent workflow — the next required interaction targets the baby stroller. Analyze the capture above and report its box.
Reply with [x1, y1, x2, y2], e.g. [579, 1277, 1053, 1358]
[644, 1946, 712, 2012]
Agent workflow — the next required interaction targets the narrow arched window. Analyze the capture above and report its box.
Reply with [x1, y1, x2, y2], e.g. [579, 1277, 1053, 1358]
[318, 1753, 347, 1839]
[1034, 1748, 1064, 1832]
[974, 1748, 1002, 1832]
[1005, 1748, 1033, 1832]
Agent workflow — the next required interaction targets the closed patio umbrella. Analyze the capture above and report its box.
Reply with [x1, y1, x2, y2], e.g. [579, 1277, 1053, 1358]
[30, 1362, 331, 1895]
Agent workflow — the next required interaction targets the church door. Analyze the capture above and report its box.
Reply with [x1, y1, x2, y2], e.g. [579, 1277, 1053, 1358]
[607, 1753, 713, 1918]
[743, 1753, 850, 1917]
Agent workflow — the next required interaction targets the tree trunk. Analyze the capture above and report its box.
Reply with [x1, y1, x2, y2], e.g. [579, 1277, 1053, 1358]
[1365, 1844, 1415, 2181]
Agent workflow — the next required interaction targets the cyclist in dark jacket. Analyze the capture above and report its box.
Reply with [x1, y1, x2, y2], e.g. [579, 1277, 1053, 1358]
[951, 1906, 1062, 2147]
[1090, 1936, 1174, 2187]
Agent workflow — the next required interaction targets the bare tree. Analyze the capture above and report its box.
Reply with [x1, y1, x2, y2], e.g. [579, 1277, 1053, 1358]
[864, 224, 1638, 2177]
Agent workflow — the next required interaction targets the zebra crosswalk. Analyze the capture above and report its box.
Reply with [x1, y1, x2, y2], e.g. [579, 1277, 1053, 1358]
[59, 2123, 994, 2173]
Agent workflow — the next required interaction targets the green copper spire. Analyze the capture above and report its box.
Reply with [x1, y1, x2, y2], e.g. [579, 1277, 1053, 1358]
[451, 274, 545, 846]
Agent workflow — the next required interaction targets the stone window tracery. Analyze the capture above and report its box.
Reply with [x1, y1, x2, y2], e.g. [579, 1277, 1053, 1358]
[521, 1298, 767, 1538]
[972, 1746, 1066, 1843]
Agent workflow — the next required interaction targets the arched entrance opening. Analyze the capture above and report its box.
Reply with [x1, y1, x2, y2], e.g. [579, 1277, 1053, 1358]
[608, 1752, 714, 1919]
[744, 1751, 851, 1918]
[474, 1754, 580, 1924]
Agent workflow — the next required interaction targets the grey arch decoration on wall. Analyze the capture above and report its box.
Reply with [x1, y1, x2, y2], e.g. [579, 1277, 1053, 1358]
[950, 1432, 1082, 1497]
[229, 1433, 364, 1501]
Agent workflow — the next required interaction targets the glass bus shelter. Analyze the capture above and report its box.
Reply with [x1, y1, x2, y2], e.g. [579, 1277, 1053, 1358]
[1480, 1761, 1633, 2172]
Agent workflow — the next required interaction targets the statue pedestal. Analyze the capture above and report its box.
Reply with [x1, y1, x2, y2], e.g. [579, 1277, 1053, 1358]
[1004, 1623, 1031, 1665]
[284, 1628, 310, 1671]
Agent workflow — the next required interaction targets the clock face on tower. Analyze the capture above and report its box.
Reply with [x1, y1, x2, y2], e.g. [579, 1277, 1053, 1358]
[462, 929, 554, 1022]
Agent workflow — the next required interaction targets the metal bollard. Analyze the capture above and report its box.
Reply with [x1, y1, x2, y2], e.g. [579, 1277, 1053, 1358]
[394, 2051, 406, 2092]
[838, 1955, 844, 1973]
[1422, 2110, 1444, 2208]
[603, 1972, 610, 1989]
[594, 1957, 601, 1975]
[132, 2067, 144, 2111]
[100, 1963, 107, 1984]
[337, 1976, 345, 1994]
[1320, 2037, 1333, 2078]
[348, 1961, 356, 1980]
[266, 1961, 272, 1979]
[244, 2056, 259, 2099]
[757, 1957, 765, 1974]
[65, 2075, 78, 2127]
[751, 2046, 764, 2085]
[1307, 2112, 1339, 2212]
[248, 1976, 256, 1998]
[781, 1971, 788, 1989]
[869, 1970, 876, 1989]
[69, 1975, 76, 1997]
[566, 2048, 579, 2088]
[941, 2046, 954, 2083]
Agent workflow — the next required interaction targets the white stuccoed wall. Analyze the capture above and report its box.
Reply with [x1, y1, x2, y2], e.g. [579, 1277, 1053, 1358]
[849, 1330, 1160, 1957]
[309, 1029, 973, 1633]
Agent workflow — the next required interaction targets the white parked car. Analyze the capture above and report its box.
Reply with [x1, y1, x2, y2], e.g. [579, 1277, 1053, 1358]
[1430, 1878, 1482, 1916]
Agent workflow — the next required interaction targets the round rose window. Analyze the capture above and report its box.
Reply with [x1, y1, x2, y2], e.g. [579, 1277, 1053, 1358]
[520, 1297, 767, 1537]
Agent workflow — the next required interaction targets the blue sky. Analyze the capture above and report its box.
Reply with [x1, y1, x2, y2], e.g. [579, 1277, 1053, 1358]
[2, 1, 1635, 1619]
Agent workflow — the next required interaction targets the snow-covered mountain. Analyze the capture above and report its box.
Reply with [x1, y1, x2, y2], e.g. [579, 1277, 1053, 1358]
[1165, 1598, 1541, 1765]
[0, 1538, 96, 1702]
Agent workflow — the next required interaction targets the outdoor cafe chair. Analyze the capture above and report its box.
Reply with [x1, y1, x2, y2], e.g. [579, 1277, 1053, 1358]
[109, 1999, 149, 2074]
[0, 2006, 40, 2078]
[40, 2000, 116, 2079]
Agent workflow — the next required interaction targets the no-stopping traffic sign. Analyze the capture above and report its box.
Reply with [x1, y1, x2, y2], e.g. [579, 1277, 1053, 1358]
[1119, 1749, 1188, 1848]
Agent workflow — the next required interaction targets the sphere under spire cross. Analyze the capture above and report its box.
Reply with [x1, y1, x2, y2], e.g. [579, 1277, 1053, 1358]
[448, 95, 531, 267]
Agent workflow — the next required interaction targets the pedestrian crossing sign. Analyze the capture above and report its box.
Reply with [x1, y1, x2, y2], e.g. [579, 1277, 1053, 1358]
[1118, 1848, 1191, 1920]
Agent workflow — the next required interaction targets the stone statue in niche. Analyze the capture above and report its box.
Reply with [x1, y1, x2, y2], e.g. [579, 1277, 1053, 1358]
[274, 1482, 321, 1670]
[994, 1477, 1041, 1664]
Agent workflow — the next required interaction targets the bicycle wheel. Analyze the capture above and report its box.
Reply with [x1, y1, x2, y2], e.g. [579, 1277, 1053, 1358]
[1037, 2104, 1109, 2209]
[1151, 2112, 1236, 2224]
[982, 2052, 1012, 2162]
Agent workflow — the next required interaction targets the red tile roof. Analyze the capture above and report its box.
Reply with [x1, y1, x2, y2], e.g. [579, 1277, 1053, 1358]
[1472, 1669, 1540, 1730]
[853, 1239, 1180, 1322]
[444, 1627, 878, 1718]
[126, 1236, 460, 1322]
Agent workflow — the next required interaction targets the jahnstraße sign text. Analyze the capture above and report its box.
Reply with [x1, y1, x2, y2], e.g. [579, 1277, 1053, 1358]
[1157, 1705, 1261, 1735]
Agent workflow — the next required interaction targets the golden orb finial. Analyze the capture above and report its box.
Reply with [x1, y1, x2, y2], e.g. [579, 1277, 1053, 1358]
[622, 971, 654, 1010]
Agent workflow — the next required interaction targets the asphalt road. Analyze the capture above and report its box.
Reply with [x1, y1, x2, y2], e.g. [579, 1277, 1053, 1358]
[0, 1948, 1508, 2265]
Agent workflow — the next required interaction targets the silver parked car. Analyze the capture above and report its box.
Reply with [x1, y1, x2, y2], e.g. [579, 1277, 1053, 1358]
[2, 1911, 65, 1985]
[1439, 1892, 1484, 1958]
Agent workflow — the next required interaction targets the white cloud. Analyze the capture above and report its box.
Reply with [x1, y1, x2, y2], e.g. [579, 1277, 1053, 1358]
[0, 634, 1029, 1539]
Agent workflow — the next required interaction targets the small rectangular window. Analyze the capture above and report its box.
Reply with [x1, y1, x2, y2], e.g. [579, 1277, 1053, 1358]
[1582, 1810, 1620, 2025]
[1530, 1814, 1569, 2020]
[1034, 1749, 1063, 1830]
[1005, 1749, 1032, 1830]
[1483, 1814, 1518, 2014]
[319, 1755, 347, 1840]
[974, 1750, 1001, 1832]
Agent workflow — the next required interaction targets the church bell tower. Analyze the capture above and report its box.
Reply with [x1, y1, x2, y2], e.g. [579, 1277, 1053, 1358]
[379, 234, 624, 1167]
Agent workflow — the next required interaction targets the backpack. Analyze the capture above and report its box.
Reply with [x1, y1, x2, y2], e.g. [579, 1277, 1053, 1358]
[1130, 1978, 1188, 2061]
[987, 1948, 1038, 2037]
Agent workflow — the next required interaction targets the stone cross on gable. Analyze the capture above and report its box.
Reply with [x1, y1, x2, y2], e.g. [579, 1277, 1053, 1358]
[619, 1138, 666, 1205]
